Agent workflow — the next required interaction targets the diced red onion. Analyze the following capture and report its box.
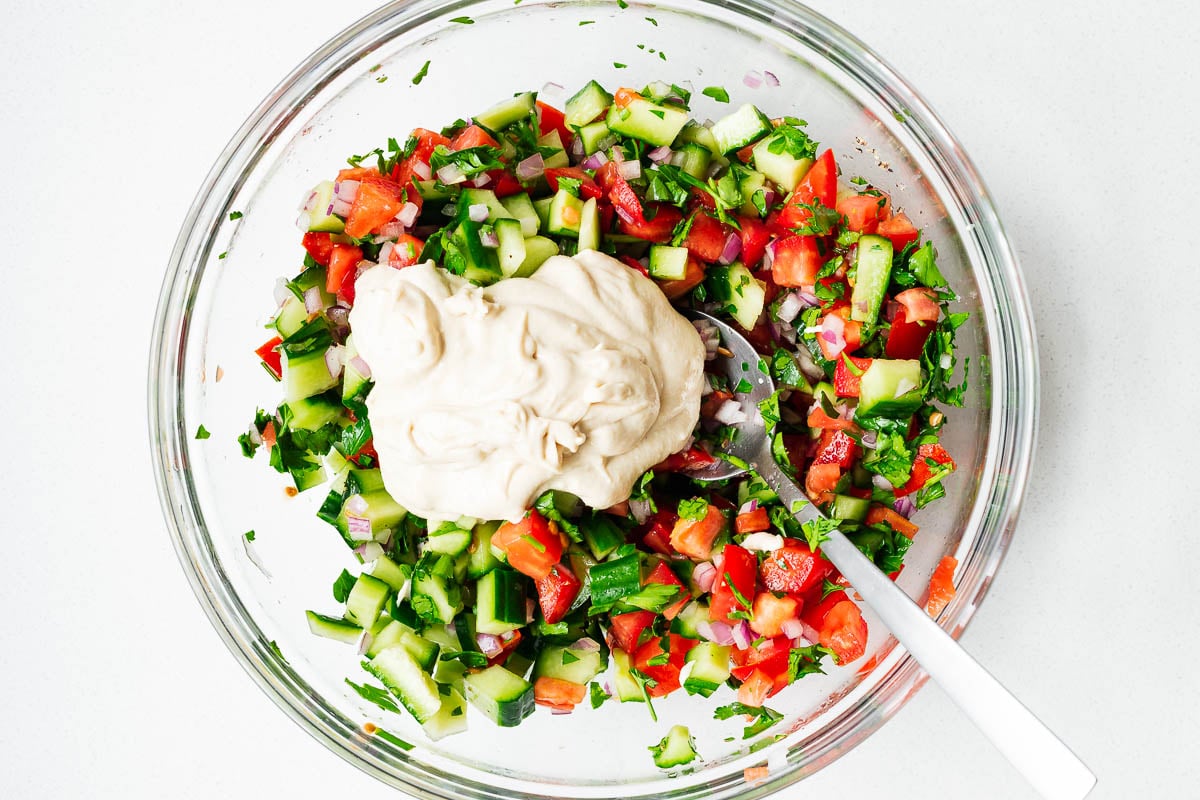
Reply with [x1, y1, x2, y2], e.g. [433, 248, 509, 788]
[704, 161, 723, 179]
[742, 532, 784, 552]
[714, 399, 748, 425]
[738, 499, 759, 514]
[468, 203, 490, 223]
[515, 153, 546, 181]
[345, 494, 368, 515]
[396, 201, 420, 227]
[777, 292, 805, 323]
[273, 278, 292, 307]
[713, 551, 725, 573]
[550, 706, 574, 715]
[350, 356, 372, 379]
[469, 173, 492, 188]
[618, 160, 642, 180]
[893, 496, 916, 519]
[718, 232, 743, 265]
[780, 618, 805, 641]
[706, 620, 735, 646]
[581, 151, 609, 171]
[569, 637, 601, 652]
[357, 630, 374, 656]
[377, 221, 405, 240]
[411, 160, 432, 181]
[800, 620, 821, 644]
[614, 204, 635, 225]
[762, 240, 777, 270]
[764, 70, 780, 87]
[668, 150, 687, 167]
[436, 164, 466, 185]
[346, 515, 372, 538]
[540, 80, 565, 101]
[693, 563, 717, 594]
[820, 315, 848, 357]
[700, 377, 713, 396]
[247, 426, 263, 446]
[569, 135, 585, 161]
[872, 474, 894, 490]
[647, 145, 673, 163]
[861, 430, 878, 449]
[479, 228, 500, 248]
[330, 197, 353, 217]
[692, 319, 720, 360]
[940, 353, 953, 370]
[295, 212, 312, 231]
[356, 541, 383, 563]
[798, 291, 819, 307]
[743, 70, 763, 88]
[325, 346, 344, 379]
[376, 241, 396, 264]
[609, 145, 626, 164]
[327, 306, 350, 327]
[731, 620, 753, 649]
[629, 498, 653, 524]
[476, 633, 504, 657]
[525, 599, 536, 625]
[762, 188, 778, 208]
[300, 189, 320, 213]
[334, 180, 360, 203]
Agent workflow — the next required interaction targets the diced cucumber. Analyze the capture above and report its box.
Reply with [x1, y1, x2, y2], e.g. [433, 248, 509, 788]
[427, 521, 473, 557]
[648, 245, 689, 280]
[422, 686, 469, 741]
[474, 91, 536, 132]
[651, 725, 699, 768]
[336, 489, 407, 543]
[495, 219, 527, 276]
[283, 350, 338, 403]
[677, 120, 720, 153]
[422, 626, 470, 684]
[476, 567, 527, 635]
[683, 642, 731, 697]
[462, 665, 535, 727]
[416, 179, 458, 202]
[577, 197, 600, 252]
[565, 80, 613, 127]
[365, 646, 443, 723]
[578, 120, 616, 155]
[303, 180, 345, 233]
[849, 234, 894, 326]
[857, 359, 925, 417]
[813, 381, 837, 407]
[411, 555, 463, 624]
[467, 521, 501, 579]
[449, 219, 502, 285]
[736, 168, 768, 217]
[396, 629, 441, 672]
[606, 97, 689, 147]
[514, 236, 558, 277]
[753, 132, 813, 192]
[831, 494, 870, 522]
[547, 188, 584, 237]
[306, 610, 362, 644]
[533, 196, 554, 232]
[709, 103, 773, 154]
[348, 467, 386, 493]
[271, 295, 308, 340]
[581, 515, 624, 561]
[612, 648, 644, 702]
[284, 395, 344, 431]
[462, 188, 514, 223]
[670, 601, 709, 639]
[500, 193, 540, 237]
[345, 573, 391, 628]
[290, 459, 328, 493]
[677, 142, 712, 180]
[365, 618, 404, 657]
[537, 129, 570, 168]
[736, 472, 778, 508]
[534, 644, 605, 685]
[371, 555, 412, 592]
[708, 263, 766, 330]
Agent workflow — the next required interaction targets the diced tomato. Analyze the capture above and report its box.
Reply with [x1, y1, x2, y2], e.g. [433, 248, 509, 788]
[736, 669, 774, 708]
[669, 503, 725, 561]
[450, 124, 499, 150]
[815, 307, 862, 361]
[336, 166, 381, 183]
[388, 234, 425, 268]
[876, 212, 920, 252]
[771, 234, 824, 287]
[535, 101, 572, 147]
[735, 142, 757, 164]
[683, 211, 734, 263]
[638, 508, 679, 557]
[407, 128, 452, 163]
[618, 254, 650, 278]
[805, 462, 842, 498]
[543, 166, 602, 200]
[749, 593, 800, 638]
[657, 255, 705, 299]
[609, 611, 655, 653]
[833, 354, 873, 397]
[487, 629, 522, 667]
[864, 504, 919, 539]
[301, 231, 333, 266]
[892, 443, 956, 498]
[535, 562, 581, 625]
[260, 421, 277, 450]
[835, 193, 885, 233]
[734, 507, 771, 535]
[655, 445, 717, 473]
[343, 177, 407, 239]
[926, 555, 958, 617]
[347, 438, 377, 467]
[488, 170, 526, 198]
[737, 215, 772, 268]
[618, 203, 683, 243]
[646, 561, 690, 620]
[779, 149, 837, 230]
[895, 287, 940, 323]
[730, 636, 791, 682]
[700, 389, 734, 420]
[709, 545, 756, 623]
[885, 307, 934, 360]
[491, 510, 563, 579]
[633, 634, 695, 697]
[812, 429, 860, 470]
[614, 87, 642, 109]
[607, 171, 645, 224]
[326, 243, 363, 295]
[816, 600, 868, 664]
[760, 544, 834, 599]
[255, 336, 283, 380]
[533, 676, 587, 711]
[806, 405, 860, 433]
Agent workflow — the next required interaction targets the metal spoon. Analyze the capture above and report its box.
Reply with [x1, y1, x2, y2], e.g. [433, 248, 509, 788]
[686, 309, 1095, 800]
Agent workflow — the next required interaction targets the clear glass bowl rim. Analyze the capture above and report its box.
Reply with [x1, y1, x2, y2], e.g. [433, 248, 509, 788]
[147, 1, 1039, 798]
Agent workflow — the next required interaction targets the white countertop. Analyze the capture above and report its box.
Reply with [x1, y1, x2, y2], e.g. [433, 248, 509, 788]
[2, 0, 1197, 797]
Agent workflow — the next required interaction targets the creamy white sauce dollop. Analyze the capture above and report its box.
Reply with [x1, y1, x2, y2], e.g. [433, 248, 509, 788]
[348, 250, 705, 523]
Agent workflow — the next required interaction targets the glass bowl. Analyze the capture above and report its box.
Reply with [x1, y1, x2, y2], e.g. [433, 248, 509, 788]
[148, 1, 1036, 797]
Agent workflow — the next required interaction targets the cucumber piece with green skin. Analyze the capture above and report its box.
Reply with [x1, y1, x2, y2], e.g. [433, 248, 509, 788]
[450, 219, 503, 285]
[850, 234, 895, 326]
[371, 555, 412, 592]
[411, 554, 463, 624]
[290, 459, 328, 492]
[426, 521, 473, 557]
[284, 395, 345, 431]
[474, 91, 536, 132]
[736, 168, 768, 216]
[345, 573, 391, 628]
[677, 142, 712, 180]
[462, 188, 514, 223]
[606, 97, 689, 148]
[395, 629, 441, 672]
[709, 103, 773, 155]
[348, 467, 386, 493]
[577, 197, 601, 252]
[683, 642, 731, 697]
[416, 179, 458, 202]
[648, 245, 689, 280]
[736, 472, 778, 508]
[422, 686, 469, 741]
[651, 725, 699, 768]
[306, 610, 362, 644]
[499, 193, 540, 237]
[533, 644, 605, 685]
[611, 648, 644, 702]
[565, 80, 613, 127]
[283, 349, 338, 403]
[707, 263, 766, 330]
[495, 218, 528, 276]
[577, 120, 617, 155]
[341, 336, 371, 406]
[537, 129, 570, 168]
[462, 665, 535, 727]
[304, 180, 345, 233]
[514, 236, 559, 277]
[364, 646, 443, 724]
[533, 196, 554, 232]
[581, 514, 624, 561]
[475, 567, 527, 635]
[677, 120, 720, 153]
[753, 132, 813, 192]
[467, 521, 501, 579]
[365, 619, 409, 658]
[857, 359, 925, 417]
[272, 265, 332, 337]
[422, 625, 470, 684]
[669, 600, 710, 639]
[831, 494, 871, 522]
[547, 188, 584, 237]
[336, 489, 406, 544]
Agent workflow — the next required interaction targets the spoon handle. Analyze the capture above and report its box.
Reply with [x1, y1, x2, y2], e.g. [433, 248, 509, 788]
[762, 465, 1096, 800]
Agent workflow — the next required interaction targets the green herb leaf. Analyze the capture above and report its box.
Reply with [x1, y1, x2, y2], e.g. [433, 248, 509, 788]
[702, 86, 730, 103]
[244, 530, 256, 542]
[228, 211, 243, 221]
[677, 497, 709, 522]
[788, 198, 842, 236]
[820, 578, 843, 601]
[429, 144, 505, 180]
[449, 15, 474, 23]
[764, 123, 818, 162]
[614, 62, 628, 69]
[195, 424, 211, 440]
[589, 681, 611, 709]
[373, 728, 414, 750]
[713, 702, 783, 738]
[346, 678, 401, 713]
[441, 650, 489, 669]
[618, 582, 683, 613]
[788, 644, 834, 681]
[412, 60, 431, 85]
[800, 518, 840, 552]
[333, 570, 358, 603]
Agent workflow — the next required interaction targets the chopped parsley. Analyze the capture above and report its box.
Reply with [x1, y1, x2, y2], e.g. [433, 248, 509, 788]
[714, 702, 783, 738]
[449, 15, 474, 23]
[373, 728, 414, 750]
[332, 569, 358, 603]
[788, 644, 834, 680]
[702, 86, 730, 103]
[195, 424, 211, 440]
[429, 144, 505, 180]
[228, 210, 243, 221]
[765, 121, 818, 161]
[800, 517, 840, 551]
[346, 678, 401, 713]
[677, 497, 710, 521]
[614, 62, 628, 69]
[645, 16, 658, 25]
[243, 530, 256, 542]
[411, 59, 431, 85]
[579, 19, 595, 25]
[589, 681, 611, 709]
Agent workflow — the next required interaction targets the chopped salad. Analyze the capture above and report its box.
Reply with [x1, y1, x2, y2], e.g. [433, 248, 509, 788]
[233, 77, 967, 767]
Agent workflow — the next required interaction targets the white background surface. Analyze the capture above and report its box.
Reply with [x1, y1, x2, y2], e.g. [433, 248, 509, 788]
[2, 1, 1197, 798]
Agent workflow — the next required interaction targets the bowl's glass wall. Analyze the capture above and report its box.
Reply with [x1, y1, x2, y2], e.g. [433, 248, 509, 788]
[150, 1, 1035, 798]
